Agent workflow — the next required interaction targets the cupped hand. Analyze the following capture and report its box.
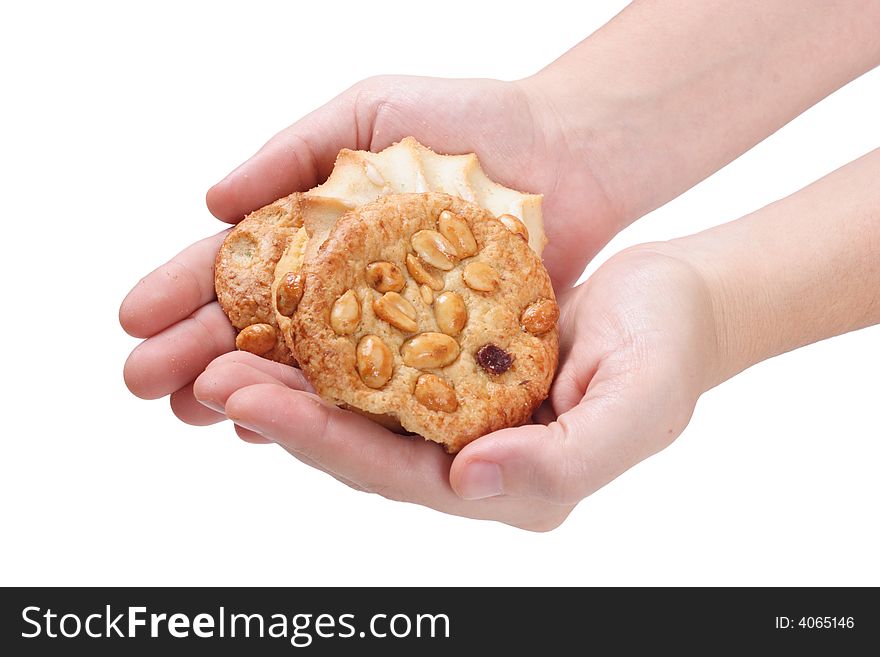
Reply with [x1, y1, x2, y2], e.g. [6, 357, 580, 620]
[188, 246, 719, 531]
[120, 74, 618, 423]
[119, 75, 710, 531]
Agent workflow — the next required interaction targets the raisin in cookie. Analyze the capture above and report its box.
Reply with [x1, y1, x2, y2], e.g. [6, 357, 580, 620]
[291, 193, 559, 453]
[214, 138, 545, 365]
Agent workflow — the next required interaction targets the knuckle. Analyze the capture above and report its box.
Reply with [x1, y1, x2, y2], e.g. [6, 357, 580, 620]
[532, 437, 588, 505]
[353, 74, 392, 92]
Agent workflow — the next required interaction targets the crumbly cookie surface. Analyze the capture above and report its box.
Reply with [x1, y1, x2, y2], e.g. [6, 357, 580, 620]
[292, 193, 558, 452]
[214, 193, 307, 364]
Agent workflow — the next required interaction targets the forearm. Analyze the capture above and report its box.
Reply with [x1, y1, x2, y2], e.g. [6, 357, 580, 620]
[674, 148, 880, 388]
[526, 0, 880, 227]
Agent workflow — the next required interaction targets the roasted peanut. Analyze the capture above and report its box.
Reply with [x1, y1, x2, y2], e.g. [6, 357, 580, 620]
[401, 332, 460, 369]
[356, 335, 393, 388]
[414, 374, 458, 412]
[497, 213, 530, 242]
[462, 262, 500, 292]
[520, 298, 559, 335]
[476, 343, 514, 375]
[411, 229, 457, 271]
[365, 261, 405, 293]
[275, 271, 304, 317]
[438, 210, 478, 258]
[330, 290, 360, 335]
[373, 291, 418, 333]
[405, 254, 444, 291]
[419, 284, 434, 305]
[236, 323, 277, 356]
[433, 291, 467, 336]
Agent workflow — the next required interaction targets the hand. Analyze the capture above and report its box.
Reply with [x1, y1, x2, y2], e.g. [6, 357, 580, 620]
[190, 246, 718, 530]
[120, 74, 619, 417]
[205, 75, 620, 286]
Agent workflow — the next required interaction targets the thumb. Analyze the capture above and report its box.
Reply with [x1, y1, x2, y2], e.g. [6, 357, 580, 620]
[206, 80, 373, 222]
[449, 370, 690, 505]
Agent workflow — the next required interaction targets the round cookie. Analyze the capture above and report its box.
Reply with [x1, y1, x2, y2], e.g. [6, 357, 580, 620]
[291, 193, 559, 453]
[214, 192, 307, 365]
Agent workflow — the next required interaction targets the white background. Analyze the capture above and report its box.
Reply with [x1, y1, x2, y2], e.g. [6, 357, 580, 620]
[1, 1, 877, 586]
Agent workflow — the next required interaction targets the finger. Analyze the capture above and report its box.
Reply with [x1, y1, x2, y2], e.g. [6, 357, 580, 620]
[119, 231, 228, 339]
[201, 359, 402, 486]
[234, 424, 272, 444]
[203, 350, 314, 393]
[193, 358, 310, 413]
[233, 424, 372, 483]
[224, 384, 455, 501]
[225, 383, 579, 530]
[170, 382, 225, 426]
[450, 368, 684, 505]
[206, 88, 361, 222]
[225, 383, 522, 518]
[123, 302, 235, 399]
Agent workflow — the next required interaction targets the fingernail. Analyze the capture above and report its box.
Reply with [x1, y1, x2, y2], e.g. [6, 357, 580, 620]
[196, 398, 224, 413]
[228, 415, 273, 440]
[457, 461, 503, 500]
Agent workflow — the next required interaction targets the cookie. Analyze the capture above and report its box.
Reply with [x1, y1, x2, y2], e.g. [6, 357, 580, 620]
[214, 193, 307, 364]
[291, 193, 559, 453]
[214, 138, 546, 365]
[269, 196, 349, 357]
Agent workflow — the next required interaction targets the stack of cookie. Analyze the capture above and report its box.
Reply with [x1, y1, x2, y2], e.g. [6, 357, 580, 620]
[214, 139, 558, 452]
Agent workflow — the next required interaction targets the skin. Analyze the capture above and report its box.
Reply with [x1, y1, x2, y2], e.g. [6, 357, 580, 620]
[120, 1, 880, 530]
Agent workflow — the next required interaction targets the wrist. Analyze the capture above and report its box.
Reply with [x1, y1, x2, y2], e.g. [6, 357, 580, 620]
[520, 50, 705, 236]
[668, 149, 880, 388]
[664, 230, 779, 390]
[510, 74, 636, 281]
[516, 71, 648, 235]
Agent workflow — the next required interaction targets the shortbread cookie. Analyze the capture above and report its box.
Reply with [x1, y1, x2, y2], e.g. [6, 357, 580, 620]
[291, 193, 558, 453]
[214, 138, 546, 364]
[307, 137, 546, 255]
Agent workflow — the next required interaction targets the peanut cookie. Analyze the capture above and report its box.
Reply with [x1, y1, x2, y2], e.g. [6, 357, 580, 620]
[291, 193, 559, 453]
[214, 193, 307, 364]
[214, 138, 546, 365]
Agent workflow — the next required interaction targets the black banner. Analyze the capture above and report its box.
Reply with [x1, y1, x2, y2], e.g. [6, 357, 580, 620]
[0, 587, 876, 654]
